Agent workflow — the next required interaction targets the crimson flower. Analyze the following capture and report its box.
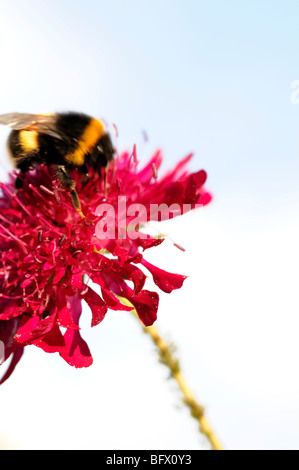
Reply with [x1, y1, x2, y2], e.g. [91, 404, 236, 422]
[0, 149, 211, 384]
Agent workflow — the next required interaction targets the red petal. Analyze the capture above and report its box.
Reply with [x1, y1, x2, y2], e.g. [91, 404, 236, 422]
[135, 237, 165, 251]
[0, 299, 23, 320]
[60, 328, 93, 368]
[82, 287, 107, 327]
[168, 153, 194, 178]
[59, 295, 93, 368]
[198, 190, 212, 206]
[14, 313, 56, 345]
[141, 259, 187, 293]
[184, 170, 207, 203]
[33, 325, 65, 353]
[0, 346, 24, 385]
[129, 290, 159, 326]
[57, 293, 80, 330]
[115, 264, 146, 295]
[101, 289, 133, 311]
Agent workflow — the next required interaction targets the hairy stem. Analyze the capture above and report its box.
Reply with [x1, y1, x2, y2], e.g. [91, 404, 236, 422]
[143, 322, 223, 451]
[118, 296, 223, 449]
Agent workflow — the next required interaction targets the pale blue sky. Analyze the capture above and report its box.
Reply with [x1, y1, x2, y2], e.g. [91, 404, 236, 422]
[0, 0, 298, 206]
[0, 0, 299, 451]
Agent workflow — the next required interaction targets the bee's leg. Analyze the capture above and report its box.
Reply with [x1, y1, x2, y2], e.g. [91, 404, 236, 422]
[69, 188, 85, 219]
[54, 164, 85, 218]
[81, 163, 90, 185]
[15, 174, 25, 191]
[15, 161, 32, 191]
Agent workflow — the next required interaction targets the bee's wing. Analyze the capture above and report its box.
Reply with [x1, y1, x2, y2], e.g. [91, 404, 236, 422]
[0, 113, 64, 140]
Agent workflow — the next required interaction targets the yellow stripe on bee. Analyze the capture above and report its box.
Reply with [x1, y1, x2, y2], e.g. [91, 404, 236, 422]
[65, 118, 105, 166]
[19, 130, 39, 152]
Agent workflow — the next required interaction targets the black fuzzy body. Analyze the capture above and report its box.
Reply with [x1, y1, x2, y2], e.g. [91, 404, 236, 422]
[7, 112, 115, 209]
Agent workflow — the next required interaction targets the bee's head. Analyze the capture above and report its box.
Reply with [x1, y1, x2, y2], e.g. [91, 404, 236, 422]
[90, 133, 115, 169]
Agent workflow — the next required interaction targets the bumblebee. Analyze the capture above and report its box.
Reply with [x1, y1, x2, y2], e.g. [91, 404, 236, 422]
[0, 111, 115, 217]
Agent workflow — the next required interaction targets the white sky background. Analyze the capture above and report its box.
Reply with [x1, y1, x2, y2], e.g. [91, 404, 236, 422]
[0, 0, 299, 450]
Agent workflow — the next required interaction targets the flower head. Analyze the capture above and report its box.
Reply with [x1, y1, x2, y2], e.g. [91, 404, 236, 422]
[0, 149, 211, 383]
